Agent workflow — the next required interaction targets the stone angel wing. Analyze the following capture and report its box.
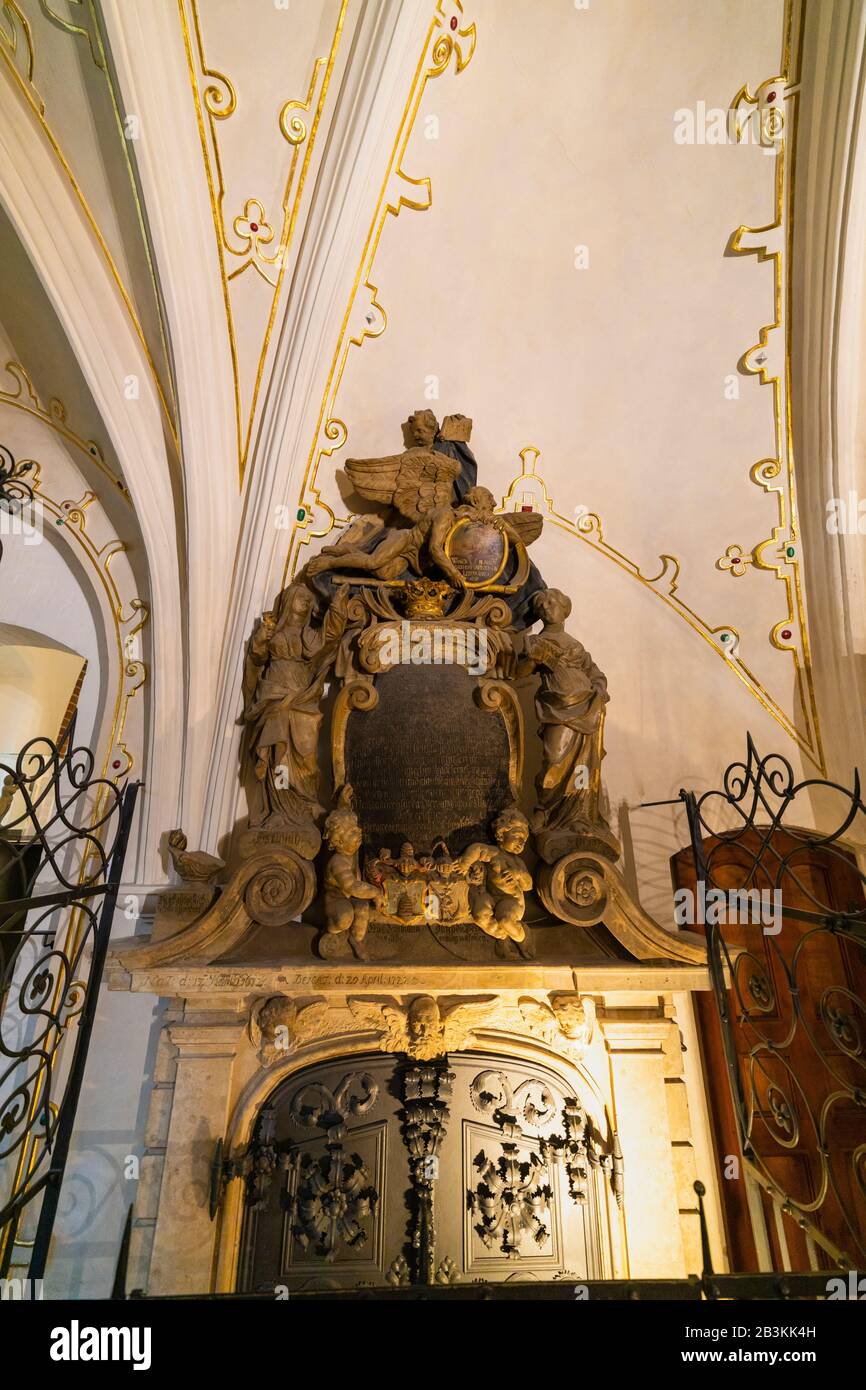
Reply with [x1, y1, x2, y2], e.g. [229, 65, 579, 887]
[347, 998, 409, 1051]
[345, 449, 460, 522]
[440, 996, 499, 1050]
[517, 996, 559, 1046]
[290, 1001, 338, 1048]
[249, 998, 334, 1056]
[500, 510, 543, 548]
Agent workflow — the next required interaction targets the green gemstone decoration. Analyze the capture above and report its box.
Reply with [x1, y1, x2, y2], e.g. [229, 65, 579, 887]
[297, 508, 306, 521]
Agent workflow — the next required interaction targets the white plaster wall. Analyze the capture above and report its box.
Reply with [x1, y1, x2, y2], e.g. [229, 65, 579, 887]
[0, 529, 101, 752]
[42, 979, 162, 1300]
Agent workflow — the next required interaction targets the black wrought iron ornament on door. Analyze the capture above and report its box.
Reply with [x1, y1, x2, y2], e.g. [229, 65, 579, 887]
[677, 735, 866, 1268]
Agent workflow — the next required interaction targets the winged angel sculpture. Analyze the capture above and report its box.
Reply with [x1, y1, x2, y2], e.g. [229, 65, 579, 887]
[517, 994, 596, 1058]
[347, 994, 498, 1061]
[249, 992, 498, 1063]
[302, 412, 544, 618]
[249, 996, 335, 1063]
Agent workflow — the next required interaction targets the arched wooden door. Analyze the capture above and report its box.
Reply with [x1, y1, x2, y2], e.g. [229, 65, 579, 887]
[237, 1050, 622, 1292]
[672, 830, 866, 1271]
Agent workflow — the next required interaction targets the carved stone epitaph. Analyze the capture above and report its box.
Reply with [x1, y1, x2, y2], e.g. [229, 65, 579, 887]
[344, 662, 512, 855]
[124, 407, 705, 991]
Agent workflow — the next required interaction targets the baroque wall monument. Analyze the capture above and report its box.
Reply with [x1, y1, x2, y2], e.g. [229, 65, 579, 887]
[109, 410, 708, 1293]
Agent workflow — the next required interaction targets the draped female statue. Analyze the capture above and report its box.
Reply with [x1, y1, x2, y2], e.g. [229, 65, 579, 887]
[241, 584, 349, 836]
[521, 589, 618, 861]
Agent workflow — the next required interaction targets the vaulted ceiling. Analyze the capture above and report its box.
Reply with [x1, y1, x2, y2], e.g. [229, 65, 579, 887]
[1, 0, 864, 898]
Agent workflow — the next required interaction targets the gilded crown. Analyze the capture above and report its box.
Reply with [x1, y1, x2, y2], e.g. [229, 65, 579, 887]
[402, 578, 452, 619]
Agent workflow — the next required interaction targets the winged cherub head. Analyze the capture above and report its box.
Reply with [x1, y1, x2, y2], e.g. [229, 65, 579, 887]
[406, 409, 439, 448]
[407, 995, 443, 1050]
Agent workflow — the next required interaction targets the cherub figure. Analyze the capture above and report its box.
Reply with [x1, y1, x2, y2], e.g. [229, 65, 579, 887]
[301, 413, 546, 625]
[457, 806, 533, 942]
[321, 786, 383, 958]
[427, 484, 543, 589]
[303, 411, 462, 581]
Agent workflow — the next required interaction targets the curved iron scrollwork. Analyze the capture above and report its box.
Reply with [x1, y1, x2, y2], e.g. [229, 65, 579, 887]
[0, 718, 137, 1281]
[681, 734, 866, 1268]
[0, 721, 124, 894]
[0, 443, 35, 565]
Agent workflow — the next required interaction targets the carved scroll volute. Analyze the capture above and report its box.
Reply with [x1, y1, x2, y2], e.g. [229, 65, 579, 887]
[475, 678, 523, 800]
[244, 852, 317, 926]
[331, 677, 378, 789]
[536, 853, 608, 927]
[538, 849, 708, 964]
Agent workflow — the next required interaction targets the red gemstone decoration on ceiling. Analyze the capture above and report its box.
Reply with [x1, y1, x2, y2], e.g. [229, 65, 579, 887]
[780, 629, 792, 641]
[767, 91, 776, 101]
[250, 223, 259, 232]
[450, 16, 458, 29]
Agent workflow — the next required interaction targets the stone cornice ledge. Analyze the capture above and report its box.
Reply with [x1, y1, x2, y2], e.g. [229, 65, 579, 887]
[106, 959, 711, 997]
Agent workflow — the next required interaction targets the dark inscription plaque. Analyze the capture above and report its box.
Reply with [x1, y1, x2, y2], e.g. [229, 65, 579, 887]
[344, 663, 512, 855]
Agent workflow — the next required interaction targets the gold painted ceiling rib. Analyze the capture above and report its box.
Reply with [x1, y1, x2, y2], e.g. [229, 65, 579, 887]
[0, 6, 180, 454]
[0, 358, 131, 502]
[178, 0, 350, 486]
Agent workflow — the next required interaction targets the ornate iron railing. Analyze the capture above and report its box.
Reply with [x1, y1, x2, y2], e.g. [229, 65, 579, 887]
[0, 442, 35, 564]
[680, 734, 866, 1269]
[0, 718, 138, 1281]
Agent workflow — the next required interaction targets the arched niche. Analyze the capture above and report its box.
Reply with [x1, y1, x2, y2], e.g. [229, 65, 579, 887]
[0, 622, 87, 764]
[228, 1043, 624, 1294]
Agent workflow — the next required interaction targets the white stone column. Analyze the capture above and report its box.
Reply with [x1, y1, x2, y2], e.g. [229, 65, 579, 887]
[147, 1019, 246, 1295]
[601, 1016, 686, 1279]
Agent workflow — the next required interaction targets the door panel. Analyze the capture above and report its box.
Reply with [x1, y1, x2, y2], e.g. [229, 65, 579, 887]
[672, 830, 866, 1271]
[238, 1049, 620, 1290]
